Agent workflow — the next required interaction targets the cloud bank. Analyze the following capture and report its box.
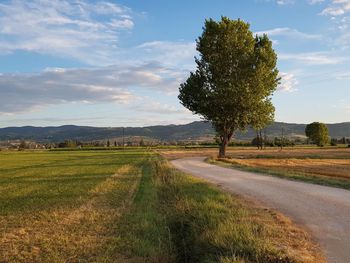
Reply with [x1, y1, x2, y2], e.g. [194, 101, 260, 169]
[0, 63, 187, 114]
[0, 0, 133, 65]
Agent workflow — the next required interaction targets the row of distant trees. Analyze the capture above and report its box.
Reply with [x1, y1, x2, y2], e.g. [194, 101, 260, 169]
[11, 121, 346, 150]
[11, 135, 349, 151]
[251, 122, 343, 148]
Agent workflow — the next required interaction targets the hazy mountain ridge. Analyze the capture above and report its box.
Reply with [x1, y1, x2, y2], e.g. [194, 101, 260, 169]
[0, 121, 349, 142]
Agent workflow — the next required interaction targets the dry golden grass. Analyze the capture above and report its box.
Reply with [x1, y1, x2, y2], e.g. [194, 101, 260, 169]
[159, 146, 350, 160]
[158, 148, 217, 159]
[226, 147, 350, 159]
[159, 147, 350, 181]
[0, 164, 142, 262]
[224, 158, 350, 179]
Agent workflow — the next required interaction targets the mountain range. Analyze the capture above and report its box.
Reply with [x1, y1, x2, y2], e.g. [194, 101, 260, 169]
[0, 121, 349, 143]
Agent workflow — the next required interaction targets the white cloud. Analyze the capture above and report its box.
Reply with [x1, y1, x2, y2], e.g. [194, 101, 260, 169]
[308, 0, 324, 4]
[278, 72, 298, 92]
[255, 27, 321, 39]
[0, 0, 133, 65]
[262, 0, 295, 5]
[279, 52, 345, 65]
[276, 0, 295, 5]
[335, 71, 350, 79]
[0, 63, 187, 114]
[131, 100, 189, 115]
[135, 41, 196, 69]
[321, 0, 350, 16]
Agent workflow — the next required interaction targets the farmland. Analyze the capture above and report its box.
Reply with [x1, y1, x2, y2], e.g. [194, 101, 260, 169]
[0, 149, 323, 262]
[160, 146, 350, 189]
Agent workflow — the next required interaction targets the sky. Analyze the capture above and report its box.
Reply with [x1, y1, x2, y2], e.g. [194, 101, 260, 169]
[0, 0, 349, 128]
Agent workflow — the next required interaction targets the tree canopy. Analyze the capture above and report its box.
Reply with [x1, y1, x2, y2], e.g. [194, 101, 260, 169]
[178, 17, 279, 157]
[305, 122, 329, 146]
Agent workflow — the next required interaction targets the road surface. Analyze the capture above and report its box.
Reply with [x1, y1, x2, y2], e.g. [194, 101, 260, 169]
[171, 157, 350, 263]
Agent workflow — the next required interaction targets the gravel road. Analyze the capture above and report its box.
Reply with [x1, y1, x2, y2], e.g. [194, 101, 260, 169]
[171, 157, 350, 263]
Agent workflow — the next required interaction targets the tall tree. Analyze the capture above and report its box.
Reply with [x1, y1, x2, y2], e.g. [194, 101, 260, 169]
[179, 17, 279, 157]
[305, 122, 329, 146]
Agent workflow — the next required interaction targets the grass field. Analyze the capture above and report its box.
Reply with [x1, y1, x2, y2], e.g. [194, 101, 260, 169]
[160, 146, 350, 189]
[0, 150, 323, 262]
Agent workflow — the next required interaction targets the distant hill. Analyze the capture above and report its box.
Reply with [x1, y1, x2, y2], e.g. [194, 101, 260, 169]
[0, 121, 349, 142]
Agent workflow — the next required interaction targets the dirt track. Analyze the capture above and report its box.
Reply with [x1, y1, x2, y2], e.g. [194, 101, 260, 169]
[171, 157, 350, 263]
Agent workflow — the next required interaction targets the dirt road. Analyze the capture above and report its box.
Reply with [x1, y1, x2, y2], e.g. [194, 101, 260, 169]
[171, 157, 350, 263]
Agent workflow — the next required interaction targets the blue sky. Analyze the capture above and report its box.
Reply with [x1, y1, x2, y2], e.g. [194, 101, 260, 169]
[0, 0, 349, 127]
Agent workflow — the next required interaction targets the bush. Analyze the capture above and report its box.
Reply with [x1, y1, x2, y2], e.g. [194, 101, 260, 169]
[330, 138, 337, 146]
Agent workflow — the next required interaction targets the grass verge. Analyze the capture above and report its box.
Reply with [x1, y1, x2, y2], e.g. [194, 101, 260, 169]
[151, 156, 324, 263]
[209, 158, 350, 190]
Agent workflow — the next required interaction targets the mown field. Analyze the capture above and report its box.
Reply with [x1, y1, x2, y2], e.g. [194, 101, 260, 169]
[160, 146, 350, 189]
[0, 150, 323, 262]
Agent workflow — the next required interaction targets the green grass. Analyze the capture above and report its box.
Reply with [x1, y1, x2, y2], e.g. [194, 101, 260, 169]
[150, 155, 322, 263]
[0, 150, 322, 262]
[209, 158, 350, 190]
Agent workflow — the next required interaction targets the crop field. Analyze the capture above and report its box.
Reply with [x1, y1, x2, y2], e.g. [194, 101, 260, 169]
[0, 149, 323, 262]
[221, 158, 350, 179]
[160, 146, 350, 189]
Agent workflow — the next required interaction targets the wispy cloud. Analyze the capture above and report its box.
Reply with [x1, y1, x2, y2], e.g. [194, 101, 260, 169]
[131, 100, 189, 115]
[278, 72, 299, 92]
[260, 0, 295, 5]
[134, 41, 196, 69]
[335, 71, 350, 79]
[279, 52, 345, 65]
[0, 0, 133, 65]
[276, 0, 295, 5]
[255, 27, 321, 39]
[308, 0, 324, 4]
[0, 63, 187, 114]
[321, 0, 350, 16]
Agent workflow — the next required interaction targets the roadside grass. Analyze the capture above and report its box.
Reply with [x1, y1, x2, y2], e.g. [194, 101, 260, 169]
[209, 158, 350, 190]
[0, 150, 324, 262]
[151, 156, 324, 263]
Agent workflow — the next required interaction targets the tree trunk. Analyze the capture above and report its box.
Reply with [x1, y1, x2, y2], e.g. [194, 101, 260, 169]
[218, 140, 227, 158]
[218, 130, 233, 158]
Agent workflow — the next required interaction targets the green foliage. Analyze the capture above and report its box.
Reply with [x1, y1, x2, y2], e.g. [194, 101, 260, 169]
[139, 138, 145, 146]
[305, 122, 329, 146]
[19, 140, 27, 150]
[57, 139, 79, 148]
[330, 138, 338, 146]
[179, 17, 279, 157]
[273, 137, 295, 147]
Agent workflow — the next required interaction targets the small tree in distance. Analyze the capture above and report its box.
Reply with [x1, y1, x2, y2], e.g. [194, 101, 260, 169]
[305, 122, 329, 147]
[178, 17, 279, 157]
